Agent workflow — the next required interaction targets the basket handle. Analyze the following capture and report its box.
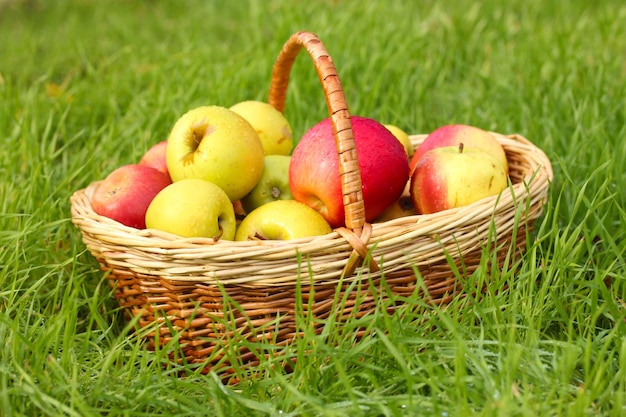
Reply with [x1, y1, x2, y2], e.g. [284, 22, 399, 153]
[268, 31, 365, 231]
[268, 31, 378, 276]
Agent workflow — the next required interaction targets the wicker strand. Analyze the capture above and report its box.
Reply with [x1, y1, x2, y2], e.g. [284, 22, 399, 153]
[336, 223, 379, 276]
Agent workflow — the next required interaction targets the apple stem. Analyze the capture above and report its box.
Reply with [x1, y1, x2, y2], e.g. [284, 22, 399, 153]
[459, 142, 464, 154]
[253, 231, 268, 240]
[213, 227, 224, 242]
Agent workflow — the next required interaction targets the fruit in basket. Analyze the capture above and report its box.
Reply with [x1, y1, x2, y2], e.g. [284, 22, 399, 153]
[289, 116, 410, 228]
[373, 181, 416, 222]
[145, 178, 236, 239]
[166, 106, 265, 201]
[139, 140, 170, 178]
[233, 199, 246, 217]
[384, 124, 414, 157]
[410, 143, 508, 214]
[230, 100, 294, 155]
[91, 164, 172, 229]
[240, 154, 293, 213]
[410, 124, 509, 176]
[235, 200, 332, 241]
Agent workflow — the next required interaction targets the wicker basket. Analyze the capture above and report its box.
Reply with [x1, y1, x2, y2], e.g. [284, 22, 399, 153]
[70, 31, 553, 379]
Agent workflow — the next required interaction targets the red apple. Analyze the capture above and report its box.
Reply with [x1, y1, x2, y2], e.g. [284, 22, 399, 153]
[139, 140, 169, 178]
[92, 164, 172, 229]
[383, 124, 414, 158]
[373, 180, 417, 222]
[233, 199, 246, 217]
[409, 124, 509, 176]
[410, 144, 508, 214]
[289, 116, 410, 228]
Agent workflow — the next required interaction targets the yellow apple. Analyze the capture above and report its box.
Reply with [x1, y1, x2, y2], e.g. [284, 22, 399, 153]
[166, 106, 265, 202]
[145, 178, 236, 240]
[410, 144, 508, 214]
[384, 124, 414, 157]
[235, 200, 332, 241]
[229, 100, 294, 155]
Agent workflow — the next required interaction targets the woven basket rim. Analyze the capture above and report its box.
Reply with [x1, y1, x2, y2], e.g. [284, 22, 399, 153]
[70, 132, 553, 286]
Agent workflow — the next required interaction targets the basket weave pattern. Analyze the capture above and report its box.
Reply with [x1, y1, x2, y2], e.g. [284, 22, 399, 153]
[70, 31, 553, 375]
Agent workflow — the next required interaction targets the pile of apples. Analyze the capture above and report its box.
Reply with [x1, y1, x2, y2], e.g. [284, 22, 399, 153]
[91, 100, 509, 241]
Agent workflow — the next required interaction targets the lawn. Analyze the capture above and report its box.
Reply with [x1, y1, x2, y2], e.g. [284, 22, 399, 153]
[1, 0, 625, 416]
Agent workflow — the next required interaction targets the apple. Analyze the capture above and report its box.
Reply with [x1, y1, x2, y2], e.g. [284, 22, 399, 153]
[232, 199, 247, 228]
[289, 116, 410, 228]
[384, 124, 414, 158]
[410, 143, 508, 214]
[229, 100, 294, 155]
[235, 200, 332, 241]
[373, 180, 417, 222]
[409, 124, 509, 176]
[145, 178, 236, 240]
[166, 105, 265, 201]
[139, 140, 170, 178]
[91, 164, 172, 229]
[240, 154, 293, 213]
[233, 199, 246, 217]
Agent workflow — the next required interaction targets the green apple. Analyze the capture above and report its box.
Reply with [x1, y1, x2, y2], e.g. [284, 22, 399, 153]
[235, 200, 332, 241]
[166, 105, 265, 202]
[240, 154, 293, 213]
[229, 100, 294, 155]
[384, 124, 414, 158]
[410, 143, 508, 214]
[145, 178, 236, 240]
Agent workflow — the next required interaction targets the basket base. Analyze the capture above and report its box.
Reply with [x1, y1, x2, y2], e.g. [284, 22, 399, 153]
[98, 224, 529, 381]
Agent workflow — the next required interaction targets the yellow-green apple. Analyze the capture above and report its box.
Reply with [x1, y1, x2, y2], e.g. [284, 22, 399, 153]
[139, 140, 170, 178]
[373, 181, 417, 222]
[240, 154, 293, 213]
[384, 124, 414, 158]
[229, 100, 293, 155]
[166, 105, 265, 201]
[410, 143, 508, 214]
[235, 200, 332, 241]
[145, 178, 236, 240]
[409, 124, 508, 176]
[289, 116, 410, 228]
[91, 164, 172, 229]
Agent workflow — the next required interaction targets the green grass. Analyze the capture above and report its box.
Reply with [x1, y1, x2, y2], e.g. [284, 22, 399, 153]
[1, 0, 626, 415]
